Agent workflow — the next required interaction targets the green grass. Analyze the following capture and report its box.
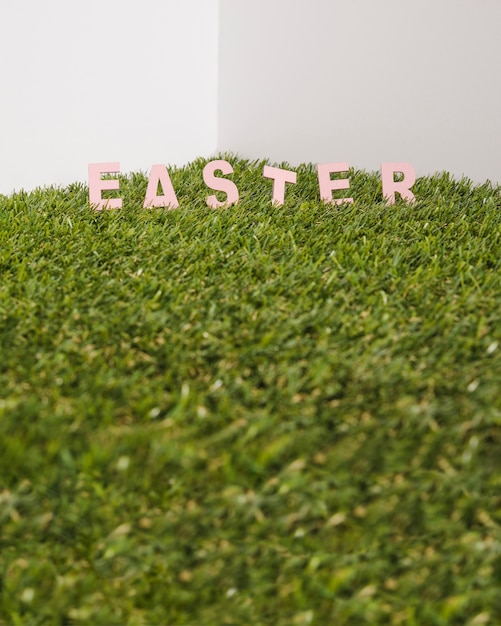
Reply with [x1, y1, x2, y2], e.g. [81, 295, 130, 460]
[0, 156, 500, 625]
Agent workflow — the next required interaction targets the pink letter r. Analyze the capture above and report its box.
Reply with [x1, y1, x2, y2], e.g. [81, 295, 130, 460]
[381, 162, 416, 204]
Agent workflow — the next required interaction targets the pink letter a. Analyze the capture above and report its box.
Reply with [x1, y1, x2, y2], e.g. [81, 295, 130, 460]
[144, 164, 179, 208]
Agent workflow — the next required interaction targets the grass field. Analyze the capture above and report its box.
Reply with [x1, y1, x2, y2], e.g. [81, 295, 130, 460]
[0, 156, 500, 625]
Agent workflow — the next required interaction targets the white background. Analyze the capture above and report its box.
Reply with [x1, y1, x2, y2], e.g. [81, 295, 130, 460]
[218, 0, 501, 184]
[0, 0, 219, 194]
[2, 1, 500, 193]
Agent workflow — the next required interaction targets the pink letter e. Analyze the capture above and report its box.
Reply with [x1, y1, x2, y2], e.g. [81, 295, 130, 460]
[317, 162, 353, 205]
[88, 162, 123, 210]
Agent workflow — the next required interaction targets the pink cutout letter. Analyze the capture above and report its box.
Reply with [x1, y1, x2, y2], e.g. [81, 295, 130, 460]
[262, 165, 297, 205]
[144, 164, 179, 209]
[317, 162, 353, 205]
[88, 162, 122, 210]
[203, 160, 239, 209]
[381, 162, 416, 204]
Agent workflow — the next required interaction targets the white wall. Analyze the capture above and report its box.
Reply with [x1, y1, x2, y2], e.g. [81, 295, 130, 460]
[4, 1, 500, 193]
[218, 0, 501, 184]
[0, 0, 219, 194]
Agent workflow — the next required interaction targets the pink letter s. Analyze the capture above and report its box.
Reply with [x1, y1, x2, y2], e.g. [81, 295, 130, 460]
[203, 160, 239, 209]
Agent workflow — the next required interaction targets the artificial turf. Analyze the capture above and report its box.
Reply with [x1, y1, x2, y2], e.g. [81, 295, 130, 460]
[0, 157, 500, 625]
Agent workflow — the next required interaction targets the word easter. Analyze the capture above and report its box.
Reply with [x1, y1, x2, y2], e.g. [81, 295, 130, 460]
[88, 160, 416, 210]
